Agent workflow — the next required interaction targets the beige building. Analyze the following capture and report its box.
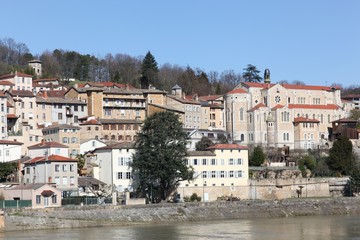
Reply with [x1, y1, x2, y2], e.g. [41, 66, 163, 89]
[0, 71, 33, 91]
[225, 79, 347, 150]
[42, 124, 81, 157]
[24, 155, 78, 195]
[199, 95, 225, 130]
[178, 144, 249, 202]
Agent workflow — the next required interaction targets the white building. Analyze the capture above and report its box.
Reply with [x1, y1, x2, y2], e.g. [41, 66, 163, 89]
[27, 140, 69, 158]
[80, 139, 106, 155]
[0, 140, 23, 162]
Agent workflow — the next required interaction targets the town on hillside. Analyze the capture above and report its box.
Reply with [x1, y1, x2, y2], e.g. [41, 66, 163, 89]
[0, 60, 360, 209]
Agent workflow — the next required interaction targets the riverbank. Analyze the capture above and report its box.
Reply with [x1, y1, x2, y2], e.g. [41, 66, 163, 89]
[3, 197, 360, 232]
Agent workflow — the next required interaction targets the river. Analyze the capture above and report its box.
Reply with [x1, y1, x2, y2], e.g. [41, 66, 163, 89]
[1, 214, 360, 239]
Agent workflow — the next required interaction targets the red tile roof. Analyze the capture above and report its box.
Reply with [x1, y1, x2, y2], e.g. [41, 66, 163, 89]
[24, 154, 75, 164]
[0, 72, 32, 80]
[199, 95, 222, 101]
[241, 82, 341, 91]
[207, 144, 248, 150]
[342, 94, 360, 99]
[271, 104, 284, 110]
[80, 119, 101, 125]
[0, 140, 23, 145]
[293, 117, 320, 123]
[248, 103, 266, 112]
[7, 114, 18, 119]
[288, 104, 340, 110]
[226, 88, 247, 94]
[28, 141, 69, 149]
[0, 80, 14, 86]
[8, 90, 35, 97]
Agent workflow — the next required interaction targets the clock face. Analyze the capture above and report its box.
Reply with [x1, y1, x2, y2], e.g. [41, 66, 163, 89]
[275, 95, 281, 103]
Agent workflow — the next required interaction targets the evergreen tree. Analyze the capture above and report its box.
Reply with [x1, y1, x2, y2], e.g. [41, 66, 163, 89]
[242, 64, 262, 82]
[195, 137, 214, 151]
[217, 134, 228, 144]
[140, 51, 159, 89]
[327, 136, 354, 175]
[131, 111, 194, 202]
[249, 146, 266, 166]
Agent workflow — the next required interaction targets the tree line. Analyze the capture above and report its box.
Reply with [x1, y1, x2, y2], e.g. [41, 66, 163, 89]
[3, 37, 359, 96]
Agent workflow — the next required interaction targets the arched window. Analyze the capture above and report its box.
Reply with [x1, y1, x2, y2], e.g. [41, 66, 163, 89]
[240, 108, 244, 121]
[240, 134, 244, 142]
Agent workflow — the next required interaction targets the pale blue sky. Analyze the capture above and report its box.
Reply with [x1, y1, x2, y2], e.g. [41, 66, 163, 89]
[1, 1, 359, 87]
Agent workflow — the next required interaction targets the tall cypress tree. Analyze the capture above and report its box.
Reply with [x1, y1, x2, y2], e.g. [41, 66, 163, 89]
[140, 51, 159, 89]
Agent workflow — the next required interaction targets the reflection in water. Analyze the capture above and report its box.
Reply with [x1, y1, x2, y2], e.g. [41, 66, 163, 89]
[2, 215, 360, 240]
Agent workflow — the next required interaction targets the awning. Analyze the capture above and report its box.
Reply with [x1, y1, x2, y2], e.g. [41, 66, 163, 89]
[41, 190, 54, 197]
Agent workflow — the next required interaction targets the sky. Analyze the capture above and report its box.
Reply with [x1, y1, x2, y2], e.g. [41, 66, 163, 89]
[1, 1, 360, 87]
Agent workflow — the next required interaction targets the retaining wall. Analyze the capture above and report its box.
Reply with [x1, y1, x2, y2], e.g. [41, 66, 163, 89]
[3, 197, 360, 232]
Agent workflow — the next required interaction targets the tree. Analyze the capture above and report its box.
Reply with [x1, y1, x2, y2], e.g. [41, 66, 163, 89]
[327, 136, 355, 175]
[140, 51, 159, 89]
[298, 154, 316, 176]
[195, 137, 214, 151]
[249, 146, 266, 166]
[0, 162, 17, 182]
[131, 111, 194, 202]
[242, 64, 262, 83]
[217, 134, 228, 144]
[76, 154, 86, 176]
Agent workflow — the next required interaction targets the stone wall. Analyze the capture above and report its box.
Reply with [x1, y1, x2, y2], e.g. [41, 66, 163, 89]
[4, 197, 360, 232]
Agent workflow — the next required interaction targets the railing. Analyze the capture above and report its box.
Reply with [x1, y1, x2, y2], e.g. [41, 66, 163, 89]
[0, 200, 32, 209]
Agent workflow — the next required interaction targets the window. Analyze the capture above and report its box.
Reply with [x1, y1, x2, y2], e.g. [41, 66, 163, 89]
[70, 176, 75, 186]
[71, 137, 77, 143]
[229, 158, 234, 165]
[193, 159, 198, 165]
[55, 164, 60, 172]
[236, 171, 243, 178]
[58, 113, 63, 120]
[74, 105, 78, 111]
[126, 172, 131, 179]
[55, 177, 60, 185]
[220, 171, 225, 178]
[211, 171, 216, 178]
[240, 108, 244, 121]
[229, 171, 234, 178]
[237, 158, 242, 165]
[70, 164, 74, 172]
[117, 172, 123, 179]
[62, 164, 67, 172]
[202, 171, 207, 178]
[211, 159, 216, 165]
[87, 127, 91, 131]
[36, 195, 41, 204]
[62, 177, 68, 185]
[105, 109, 111, 116]
[202, 159, 207, 165]
[74, 116, 78, 123]
[6, 150, 9, 156]
[52, 195, 57, 204]
[26, 167, 30, 174]
[62, 137, 68, 143]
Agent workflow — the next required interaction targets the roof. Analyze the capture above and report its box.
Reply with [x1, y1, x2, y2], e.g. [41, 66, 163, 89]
[332, 118, 358, 123]
[100, 118, 142, 124]
[36, 97, 86, 105]
[28, 141, 69, 149]
[80, 119, 101, 125]
[0, 72, 32, 80]
[10, 183, 57, 191]
[293, 117, 320, 123]
[241, 82, 341, 91]
[95, 141, 135, 150]
[24, 154, 76, 164]
[42, 124, 81, 131]
[78, 176, 106, 187]
[148, 103, 185, 113]
[167, 95, 201, 105]
[207, 144, 248, 150]
[0, 140, 23, 145]
[8, 90, 35, 97]
[38, 90, 67, 98]
[288, 104, 340, 110]
[342, 94, 360, 99]
[248, 103, 266, 112]
[187, 151, 216, 157]
[226, 88, 248, 94]
[0, 80, 14, 86]
[33, 78, 59, 83]
[172, 84, 182, 90]
[198, 95, 222, 101]
[7, 114, 18, 119]
[271, 104, 285, 110]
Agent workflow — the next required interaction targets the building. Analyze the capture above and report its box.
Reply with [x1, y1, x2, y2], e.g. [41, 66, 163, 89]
[28, 140, 69, 158]
[199, 95, 225, 130]
[28, 60, 42, 78]
[225, 76, 347, 150]
[42, 124, 81, 157]
[91, 142, 135, 192]
[23, 154, 78, 195]
[0, 139, 23, 162]
[0, 71, 33, 91]
[80, 138, 106, 155]
[178, 143, 249, 202]
[342, 94, 360, 110]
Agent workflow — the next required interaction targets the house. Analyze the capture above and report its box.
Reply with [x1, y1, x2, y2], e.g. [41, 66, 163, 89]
[42, 124, 81, 157]
[1, 183, 61, 208]
[199, 95, 225, 130]
[79, 117, 102, 141]
[80, 138, 106, 155]
[185, 128, 228, 150]
[91, 142, 135, 192]
[178, 143, 249, 202]
[0, 71, 33, 91]
[23, 154, 78, 196]
[28, 140, 69, 158]
[0, 139, 23, 163]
